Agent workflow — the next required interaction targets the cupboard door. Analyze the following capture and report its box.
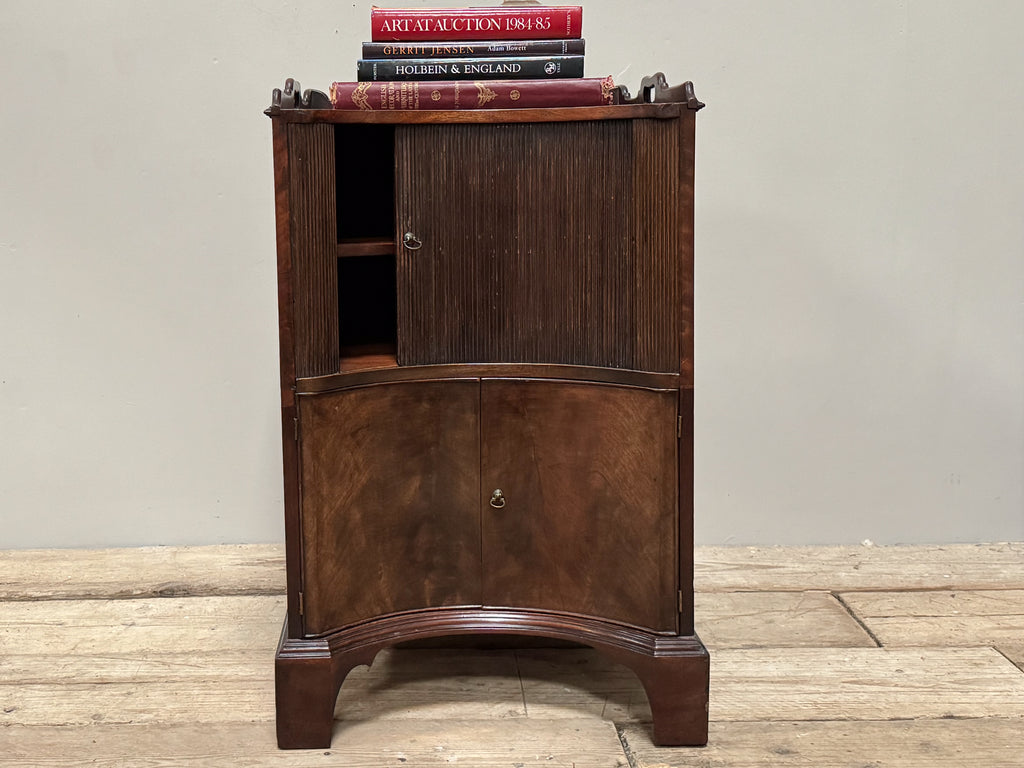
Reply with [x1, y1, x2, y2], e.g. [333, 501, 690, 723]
[480, 379, 679, 632]
[394, 121, 680, 371]
[298, 380, 481, 635]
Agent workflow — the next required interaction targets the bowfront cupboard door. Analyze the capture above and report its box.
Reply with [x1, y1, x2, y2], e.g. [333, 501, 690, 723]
[298, 380, 481, 635]
[394, 120, 682, 371]
[297, 377, 679, 636]
[480, 379, 680, 633]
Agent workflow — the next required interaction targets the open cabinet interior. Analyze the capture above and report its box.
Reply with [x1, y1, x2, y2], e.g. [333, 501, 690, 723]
[333, 124, 399, 369]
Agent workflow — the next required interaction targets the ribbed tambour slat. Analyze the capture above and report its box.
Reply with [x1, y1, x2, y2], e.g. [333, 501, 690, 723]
[288, 124, 339, 377]
[633, 119, 681, 373]
[395, 119, 679, 372]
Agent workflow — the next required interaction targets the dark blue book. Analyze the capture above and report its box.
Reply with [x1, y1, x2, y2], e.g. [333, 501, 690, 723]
[361, 39, 585, 59]
[356, 55, 585, 82]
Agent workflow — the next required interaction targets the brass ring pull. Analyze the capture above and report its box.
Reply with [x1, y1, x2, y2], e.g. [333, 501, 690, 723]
[489, 489, 506, 509]
[403, 232, 422, 250]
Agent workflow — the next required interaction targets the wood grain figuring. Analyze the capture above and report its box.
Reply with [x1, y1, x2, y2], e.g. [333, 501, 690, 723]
[339, 344, 399, 372]
[838, 589, 1024, 649]
[518, 646, 1024, 725]
[0, 681, 276, 727]
[694, 591, 877, 649]
[9, 542, 1017, 602]
[0, 721, 631, 767]
[839, 588, 1024, 617]
[707, 646, 1024, 722]
[621, 719, 1024, 768]
[298, 381, 481, 634]
[1, 651, 269, 687]
[288, 123, 339, 377]
[8, 542, 1024, 763]
[396, 121, 680, 371]
[480, 380, 678, 632]
[0, 596, 284, 655]
[337, 238, 394, 258]
[695, 542, 1024, 592]
[0, 544, 286, 601]
[13, 542, 1018, 601]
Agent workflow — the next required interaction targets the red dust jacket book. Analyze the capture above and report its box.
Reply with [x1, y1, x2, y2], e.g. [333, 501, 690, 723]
[330, 77, 616, 111]
[370, 6, 583, 42]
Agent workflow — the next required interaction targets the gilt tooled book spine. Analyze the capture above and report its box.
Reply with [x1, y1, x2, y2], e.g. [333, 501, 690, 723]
[356, 55, 585, 82]
[360, 39, 586, 59]
[370, 6, 583, 42]
[330, 77, 616, 111]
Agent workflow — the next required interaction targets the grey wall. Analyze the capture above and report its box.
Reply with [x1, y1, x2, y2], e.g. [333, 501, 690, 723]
[1, 1, 1021, 548]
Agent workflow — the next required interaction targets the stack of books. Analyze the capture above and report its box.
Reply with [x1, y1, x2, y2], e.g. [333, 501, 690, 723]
[331, 4, 617, 111]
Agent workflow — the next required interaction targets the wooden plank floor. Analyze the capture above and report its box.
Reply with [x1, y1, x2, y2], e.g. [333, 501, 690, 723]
[1, 543, 1022, 766]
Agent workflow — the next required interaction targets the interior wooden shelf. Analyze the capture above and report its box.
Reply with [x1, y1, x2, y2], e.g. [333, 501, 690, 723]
[337, 238, 394, 258]
[339, 344, 399, 373]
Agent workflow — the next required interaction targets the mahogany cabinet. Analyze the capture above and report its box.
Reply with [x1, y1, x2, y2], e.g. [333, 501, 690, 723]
[267, 74, 709, 749]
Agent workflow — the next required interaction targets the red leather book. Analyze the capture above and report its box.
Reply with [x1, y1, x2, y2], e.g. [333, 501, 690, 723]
[330, 77, 616, 111]
[370, 6, 583, 42]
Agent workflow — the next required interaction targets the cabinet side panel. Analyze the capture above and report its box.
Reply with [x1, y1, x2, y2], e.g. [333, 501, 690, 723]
[678, 387, 695, 635]
[272, 117, 305, 637]
[679, 110, 697, 385]
[481, 380, 678, 633]
[632, 119, 681, 373]
[677, 110, 697, 633]
[288, 123, 339, 377]
[299, 380, 481, 635]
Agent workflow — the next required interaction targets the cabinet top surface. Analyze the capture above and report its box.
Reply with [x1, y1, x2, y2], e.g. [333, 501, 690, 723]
[268, 102, 683, 125]
[266, 74, 702, 124]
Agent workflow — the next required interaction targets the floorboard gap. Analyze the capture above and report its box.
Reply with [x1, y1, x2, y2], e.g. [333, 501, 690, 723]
[992, 645, 1024, 674]
[615, 725, 640, 768]
[512, 651, 529, 716]
[833, 591, 883, 647]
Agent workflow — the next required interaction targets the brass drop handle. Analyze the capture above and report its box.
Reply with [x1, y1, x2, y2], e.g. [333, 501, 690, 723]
[403, 231, 422, 250]
[489, 489, 506, 509]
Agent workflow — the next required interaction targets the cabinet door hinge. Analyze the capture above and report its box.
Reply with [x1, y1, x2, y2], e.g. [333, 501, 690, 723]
[293, 416, 300, 442]
[297, 591, 305, 616]
[677, 415, 683, 439]
[678, 590, 684, 614]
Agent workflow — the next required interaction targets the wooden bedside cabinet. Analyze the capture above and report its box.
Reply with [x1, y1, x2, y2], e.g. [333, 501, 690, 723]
[266, 74, 709, 749]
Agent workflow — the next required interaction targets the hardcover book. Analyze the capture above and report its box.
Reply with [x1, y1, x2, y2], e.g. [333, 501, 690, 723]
[357, 55, 584, 82]
[330, 76, 616, 111]
[361, 38, 585, 58]
[370, 6, 583, 42]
